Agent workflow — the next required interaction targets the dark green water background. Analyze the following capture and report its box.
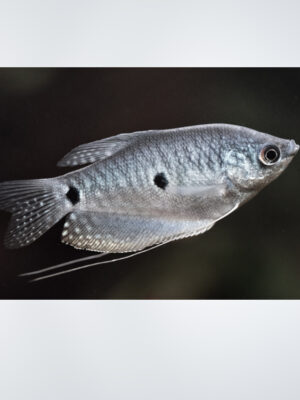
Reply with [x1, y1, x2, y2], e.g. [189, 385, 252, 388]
[0, 68, 299, 299]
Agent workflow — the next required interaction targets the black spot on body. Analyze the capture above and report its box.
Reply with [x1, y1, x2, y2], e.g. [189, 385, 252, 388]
[66, 186, 80, 205]
[154, 172, 168, 190]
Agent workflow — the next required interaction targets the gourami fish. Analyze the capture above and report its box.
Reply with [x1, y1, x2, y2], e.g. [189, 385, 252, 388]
[0, 123, 298, 280]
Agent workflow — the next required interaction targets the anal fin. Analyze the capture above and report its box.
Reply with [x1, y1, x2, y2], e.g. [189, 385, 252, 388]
[61, 211, 215, 253]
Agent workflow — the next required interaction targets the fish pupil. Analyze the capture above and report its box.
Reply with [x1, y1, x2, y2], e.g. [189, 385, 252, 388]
[154, 173, 168, 190]
[265, 149, 278, 162]
[66, 186, 80, 205]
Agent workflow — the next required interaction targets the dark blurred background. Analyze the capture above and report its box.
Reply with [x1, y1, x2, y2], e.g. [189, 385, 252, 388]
[0, 68, 299, 299]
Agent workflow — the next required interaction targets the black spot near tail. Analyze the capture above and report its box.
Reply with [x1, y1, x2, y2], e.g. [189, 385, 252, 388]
[66, 186, 80, 205]
[154, 172, 168, 190]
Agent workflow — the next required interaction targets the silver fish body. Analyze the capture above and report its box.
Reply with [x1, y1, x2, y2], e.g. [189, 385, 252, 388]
[0, 124, 298, 253]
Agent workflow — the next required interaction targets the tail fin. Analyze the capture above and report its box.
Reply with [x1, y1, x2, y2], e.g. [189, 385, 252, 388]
[0, 178, 70, 248]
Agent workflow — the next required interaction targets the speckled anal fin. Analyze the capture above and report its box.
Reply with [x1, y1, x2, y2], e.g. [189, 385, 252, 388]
[61, 211, 216, 253]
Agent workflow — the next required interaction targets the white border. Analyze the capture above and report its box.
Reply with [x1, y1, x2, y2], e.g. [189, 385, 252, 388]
[0, 301, 300, 399]
[0, 0, 300, 67]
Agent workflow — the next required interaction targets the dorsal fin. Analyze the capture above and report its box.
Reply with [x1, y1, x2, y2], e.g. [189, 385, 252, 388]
[57, 130, 154, 167]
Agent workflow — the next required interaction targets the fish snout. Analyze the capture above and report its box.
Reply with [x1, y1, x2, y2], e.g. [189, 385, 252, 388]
[287, 139, 299, 157]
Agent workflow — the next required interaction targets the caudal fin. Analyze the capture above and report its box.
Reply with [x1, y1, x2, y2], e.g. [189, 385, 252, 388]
[0, 178, 70, 248]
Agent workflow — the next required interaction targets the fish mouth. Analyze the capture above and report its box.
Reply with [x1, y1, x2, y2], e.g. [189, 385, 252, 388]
[287, 139, 299, 157]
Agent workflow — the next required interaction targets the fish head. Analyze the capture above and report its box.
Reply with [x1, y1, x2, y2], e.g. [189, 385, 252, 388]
[224, 126, 299, 192]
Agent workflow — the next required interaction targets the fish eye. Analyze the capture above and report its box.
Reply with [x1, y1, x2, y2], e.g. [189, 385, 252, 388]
[259, 145, 280, 165]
